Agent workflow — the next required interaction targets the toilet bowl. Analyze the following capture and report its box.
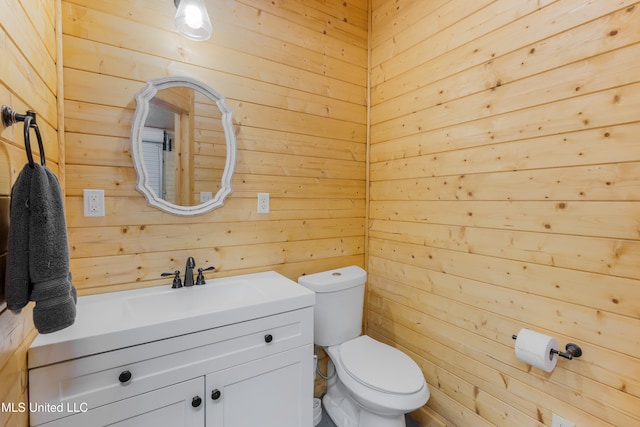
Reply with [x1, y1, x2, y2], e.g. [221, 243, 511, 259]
[324, 336, 429, 427]
[299, 266, 429, 427]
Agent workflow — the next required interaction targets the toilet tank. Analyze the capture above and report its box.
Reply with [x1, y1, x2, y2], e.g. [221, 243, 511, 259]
[298, 266, 366, 347]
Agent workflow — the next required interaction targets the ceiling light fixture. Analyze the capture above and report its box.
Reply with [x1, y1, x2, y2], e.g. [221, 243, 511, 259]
[174, 0, 212, 41]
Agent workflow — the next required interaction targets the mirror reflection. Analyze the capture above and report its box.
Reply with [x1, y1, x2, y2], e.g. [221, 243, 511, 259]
[142, 88, 226, 206]
[131, 76, 236, 216]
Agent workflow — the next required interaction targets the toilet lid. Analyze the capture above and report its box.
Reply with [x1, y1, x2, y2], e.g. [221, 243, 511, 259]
[339, 336, 424, 395]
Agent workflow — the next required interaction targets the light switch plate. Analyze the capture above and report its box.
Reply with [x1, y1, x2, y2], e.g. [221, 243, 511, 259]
[552, 414, 575, 427]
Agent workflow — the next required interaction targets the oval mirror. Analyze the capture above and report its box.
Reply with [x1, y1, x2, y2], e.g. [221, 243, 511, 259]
[131, 76, 236, 215]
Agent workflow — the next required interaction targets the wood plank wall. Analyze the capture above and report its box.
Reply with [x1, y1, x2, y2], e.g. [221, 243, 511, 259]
[368, 1, 640, 426]
[61, 0, 368, 295]
[7, 2, 639, 427]
[1, 0, 367, 424]
[0, 1, 59, 426]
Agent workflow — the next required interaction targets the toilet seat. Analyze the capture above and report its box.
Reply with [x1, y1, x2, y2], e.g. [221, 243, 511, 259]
[338, 335, 424, 395]
[326, 335, 430, 417]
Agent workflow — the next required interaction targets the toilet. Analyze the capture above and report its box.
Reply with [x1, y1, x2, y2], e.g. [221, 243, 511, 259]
[299, 266, 429, 427]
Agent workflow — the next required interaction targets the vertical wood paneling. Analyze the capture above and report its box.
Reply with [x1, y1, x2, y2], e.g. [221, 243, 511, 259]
[62, 0, 368, 292]
[0, 0, 59, 425]
[369, 1, 640, 426]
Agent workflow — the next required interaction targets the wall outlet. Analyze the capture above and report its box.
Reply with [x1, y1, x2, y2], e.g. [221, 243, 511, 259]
[257, 193, 270, 214]
[200, 191, 213, 202]
[83, 189, 105, 217]
[552, 414, 575, 427]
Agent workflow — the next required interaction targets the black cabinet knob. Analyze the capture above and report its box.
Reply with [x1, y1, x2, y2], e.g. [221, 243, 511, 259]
[192, 396, 202, 408]
[118, 370, 132, 383]
[211, 389, 221, 400]
[264, 334, 273, 343]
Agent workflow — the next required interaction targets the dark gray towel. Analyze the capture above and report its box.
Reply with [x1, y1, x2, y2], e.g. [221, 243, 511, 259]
[5, 166, 31, 310]
[5, 163, 77, 334]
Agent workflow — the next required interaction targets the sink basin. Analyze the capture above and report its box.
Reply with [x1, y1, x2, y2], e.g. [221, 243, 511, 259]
[28, 271, 315, 369]
[123, 279, 268, 321]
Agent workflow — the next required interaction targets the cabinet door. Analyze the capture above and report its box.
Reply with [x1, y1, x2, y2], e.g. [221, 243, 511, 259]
[206, 345, 313, 427]
[38, 378, 205, 427]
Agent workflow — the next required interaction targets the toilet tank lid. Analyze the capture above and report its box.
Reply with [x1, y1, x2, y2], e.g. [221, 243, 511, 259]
[298, 266, 366, 293]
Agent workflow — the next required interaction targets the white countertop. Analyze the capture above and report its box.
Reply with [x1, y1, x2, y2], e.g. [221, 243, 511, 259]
[28, 271, 315, 368]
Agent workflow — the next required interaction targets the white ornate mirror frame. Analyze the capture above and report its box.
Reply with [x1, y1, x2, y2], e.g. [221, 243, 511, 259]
[131, 76, 236, 216]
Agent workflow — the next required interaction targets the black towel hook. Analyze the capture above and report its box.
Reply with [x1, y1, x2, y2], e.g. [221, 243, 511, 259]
[1, 105, 46, 168]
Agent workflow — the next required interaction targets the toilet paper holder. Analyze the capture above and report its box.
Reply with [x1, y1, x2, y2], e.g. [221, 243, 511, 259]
[512, 334, 583, 360]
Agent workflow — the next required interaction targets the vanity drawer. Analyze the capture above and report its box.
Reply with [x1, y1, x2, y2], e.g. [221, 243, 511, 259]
[29, 307, 312, 426]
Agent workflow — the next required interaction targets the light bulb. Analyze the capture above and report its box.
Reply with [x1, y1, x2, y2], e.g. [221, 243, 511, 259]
[174, 0, 212, 41]
[184, 5, 203, 29]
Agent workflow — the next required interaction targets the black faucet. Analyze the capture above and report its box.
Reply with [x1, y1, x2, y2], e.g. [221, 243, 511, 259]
[184, 257, 196, 287]
[196, 266, 216, 285]
[161, 270, 182, 288]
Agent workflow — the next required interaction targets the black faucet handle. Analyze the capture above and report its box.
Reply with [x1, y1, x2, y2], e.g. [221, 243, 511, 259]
[162, 270, 182, 288]
[196, 266, 215, 285]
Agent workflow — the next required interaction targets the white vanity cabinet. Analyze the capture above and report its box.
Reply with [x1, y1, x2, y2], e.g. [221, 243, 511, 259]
[206, 346, 311, 426]
[28, 272, 316, 427]
[37, 378, 206, 427]
[30, 308, 313, 427]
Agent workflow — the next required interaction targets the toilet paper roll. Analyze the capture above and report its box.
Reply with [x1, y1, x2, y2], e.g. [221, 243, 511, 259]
[514, 328, 558, 372]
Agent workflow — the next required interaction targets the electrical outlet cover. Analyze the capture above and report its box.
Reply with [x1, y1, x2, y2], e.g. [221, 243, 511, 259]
[200, 191, 213, 202]
[84, 189, 105, 217]
[257, 193, 270, 214]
